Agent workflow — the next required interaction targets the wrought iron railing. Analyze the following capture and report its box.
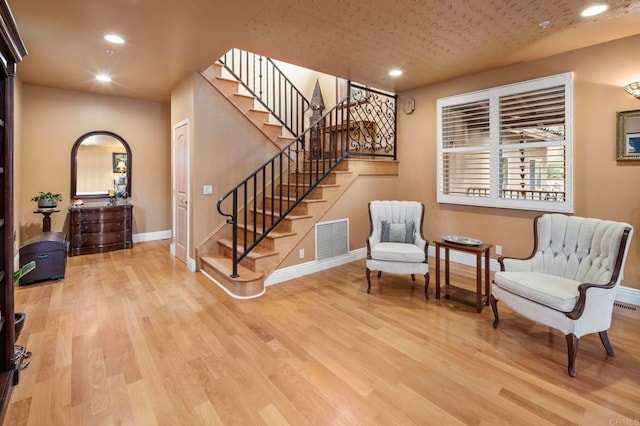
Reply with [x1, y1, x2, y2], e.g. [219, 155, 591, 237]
[219, 48, 310, 137]
[217, 98, 351, 277]
[346, 82, 397, 160]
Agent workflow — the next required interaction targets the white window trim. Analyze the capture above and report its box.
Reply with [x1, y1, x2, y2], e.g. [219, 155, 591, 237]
[436, 72, 573, 213]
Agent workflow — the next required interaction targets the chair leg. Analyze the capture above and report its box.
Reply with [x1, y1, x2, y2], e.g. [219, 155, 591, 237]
[411, 274, 415, 281]
[599, 331, 615, 356]
[423, 272, 430, 300]
[565, 333, 579, 377]
[377, 271, 382, 278]
[490, 295, 500, 328]
[366, 268, 372, 294]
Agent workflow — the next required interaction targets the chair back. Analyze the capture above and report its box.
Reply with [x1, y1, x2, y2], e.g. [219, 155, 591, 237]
[531, 214, 633, 285]
[369, 200, 424, 234]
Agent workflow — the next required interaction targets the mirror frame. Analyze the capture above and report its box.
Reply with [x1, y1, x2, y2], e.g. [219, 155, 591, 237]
[616, 109, 640, 161]
[71, 130, 132, 199]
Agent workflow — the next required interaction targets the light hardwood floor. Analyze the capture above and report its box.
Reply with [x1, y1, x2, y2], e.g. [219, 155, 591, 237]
[4, 240, 640, 425]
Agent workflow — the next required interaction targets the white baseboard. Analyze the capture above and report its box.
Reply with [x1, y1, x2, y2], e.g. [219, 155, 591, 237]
[265, 247, 367, 286]
[616, 286, 640, 306]
[133, 229, 171, 243]
[265, 245, 640, 306]
[187, 257, 196, 272]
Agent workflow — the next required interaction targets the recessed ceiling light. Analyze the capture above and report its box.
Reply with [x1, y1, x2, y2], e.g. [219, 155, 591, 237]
[389, 69, 403, 77]
[581, 4, 609, 17]
[104, 34, 125, 44]
[96, 74, 112, 82]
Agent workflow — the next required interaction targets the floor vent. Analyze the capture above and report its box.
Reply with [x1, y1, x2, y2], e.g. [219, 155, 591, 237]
[315, 219, 349, 261]
[613, 301, 637, 311]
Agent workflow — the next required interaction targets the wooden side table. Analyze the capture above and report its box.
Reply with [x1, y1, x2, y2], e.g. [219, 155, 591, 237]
[435, 239, 493, 313]
[34, 208, 60, 232]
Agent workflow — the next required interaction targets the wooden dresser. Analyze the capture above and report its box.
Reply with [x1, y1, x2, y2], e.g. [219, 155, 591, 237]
[68, 203, 133, 256]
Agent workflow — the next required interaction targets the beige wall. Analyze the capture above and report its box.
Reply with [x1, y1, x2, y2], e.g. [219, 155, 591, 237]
[397, 34, 640, 289]
[20, 85, 171, 242]
[172, 73, 284, 259]
[279, 175, 400, 268]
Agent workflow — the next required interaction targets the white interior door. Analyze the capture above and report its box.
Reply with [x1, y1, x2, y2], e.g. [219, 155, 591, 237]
[173, 122, 189, 264]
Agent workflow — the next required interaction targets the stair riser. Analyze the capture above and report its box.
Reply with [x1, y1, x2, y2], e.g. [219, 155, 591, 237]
[277, 184, 327, 199]
[232, 94, 256, 110]
[288, 173, 336, 185]
[234, 231, 276, 251]
[265, 199, 327, 218]
[218, 244, 278, 272]
[262, 199, 309, 215]
[215, 78, 241, 95]
[217, 244, 257, 271]
[262, 124, 283, 140]
[235, 232, 298, 253]
[249, 215, 310, 233]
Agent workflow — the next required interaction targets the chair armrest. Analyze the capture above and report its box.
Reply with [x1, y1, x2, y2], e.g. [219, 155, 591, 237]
[367, 230, 381, 259]
[566, 281, 616, 320]
[413, 234, 428, 258]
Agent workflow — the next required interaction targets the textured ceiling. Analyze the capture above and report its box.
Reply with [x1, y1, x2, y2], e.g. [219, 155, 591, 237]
[9, 0, 640, 103]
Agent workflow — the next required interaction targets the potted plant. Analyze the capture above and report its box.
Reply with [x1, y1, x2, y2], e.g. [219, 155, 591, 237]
[31, 191, 63, 208]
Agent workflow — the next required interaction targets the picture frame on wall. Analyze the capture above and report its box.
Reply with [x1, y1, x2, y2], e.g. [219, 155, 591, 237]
[616, 109, 640, 161]
[112, 153, 127, 172]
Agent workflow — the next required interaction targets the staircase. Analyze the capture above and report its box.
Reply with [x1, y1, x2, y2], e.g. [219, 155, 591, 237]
[199, 157, 397, 298]
[201, 63, 296, 150]
[197, 49, 398, 298]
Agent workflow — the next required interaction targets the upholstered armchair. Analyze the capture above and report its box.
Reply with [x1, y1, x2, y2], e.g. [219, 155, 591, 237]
[366, 200, 429, 298]
[491, 213, 633, 377]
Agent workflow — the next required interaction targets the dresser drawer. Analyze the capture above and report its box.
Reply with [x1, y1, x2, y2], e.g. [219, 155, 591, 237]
[72, 219, 129, 234]
[72, 231, 127, 247]
[71, 206, 131, 224]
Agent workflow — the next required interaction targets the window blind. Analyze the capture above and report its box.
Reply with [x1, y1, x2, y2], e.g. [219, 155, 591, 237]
[437, 73, 572, 212]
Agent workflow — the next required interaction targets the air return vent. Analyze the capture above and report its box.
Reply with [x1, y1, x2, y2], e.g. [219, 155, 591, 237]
[315, 219, 349, 261]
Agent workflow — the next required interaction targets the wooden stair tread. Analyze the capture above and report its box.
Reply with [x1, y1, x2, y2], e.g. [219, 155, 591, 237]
[218, 238, 279, 259]
[280, 182, 339, 188]
[271, 196, 326, 204]
[237, 224, 297, 239]
[250, 208, 312, 220]
[295, 170, 351, 175]
[201, 254, 263, 282]
[215, 75, 239, 84]
[233, 93, 254, 100]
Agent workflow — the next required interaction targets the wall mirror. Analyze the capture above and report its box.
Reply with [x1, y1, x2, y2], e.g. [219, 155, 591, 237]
[71, 130, 132, 199]
[616, 109, 640, 161]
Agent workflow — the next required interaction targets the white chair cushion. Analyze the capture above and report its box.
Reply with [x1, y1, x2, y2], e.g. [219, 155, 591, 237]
[494, 271, 579, 312]
[371, 242, 425, 263]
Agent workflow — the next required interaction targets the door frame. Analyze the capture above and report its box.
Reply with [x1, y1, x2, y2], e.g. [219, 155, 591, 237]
[171, 119, 194, 270]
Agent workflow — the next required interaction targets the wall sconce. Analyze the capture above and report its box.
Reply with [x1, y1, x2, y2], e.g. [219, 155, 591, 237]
[624, 82, 640, 99]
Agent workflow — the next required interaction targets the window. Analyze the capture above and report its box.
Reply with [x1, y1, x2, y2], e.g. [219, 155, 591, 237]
[437, 73, 573, 212]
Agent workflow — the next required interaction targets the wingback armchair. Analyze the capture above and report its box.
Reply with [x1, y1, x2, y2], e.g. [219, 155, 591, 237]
[366, 200, 430, 298]
[491, 213, 633, 377]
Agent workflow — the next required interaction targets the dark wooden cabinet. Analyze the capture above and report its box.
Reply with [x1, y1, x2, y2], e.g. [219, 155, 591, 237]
[68, 204, 133, 256]
[0, 2, 26, 422]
